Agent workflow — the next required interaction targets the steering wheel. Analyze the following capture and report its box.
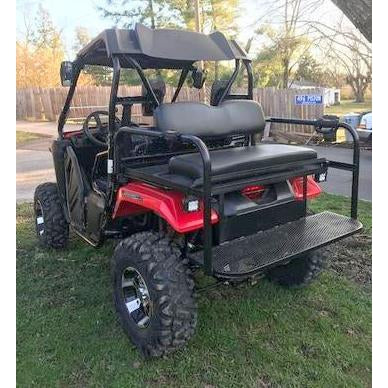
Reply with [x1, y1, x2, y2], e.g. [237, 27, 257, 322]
[83, 111, 120, 147]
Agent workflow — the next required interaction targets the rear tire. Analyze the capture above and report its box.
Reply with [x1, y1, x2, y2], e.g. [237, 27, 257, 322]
[34, 182, 69, 249]
[112, 232, 197, 358]
[265, 250, 326, 288]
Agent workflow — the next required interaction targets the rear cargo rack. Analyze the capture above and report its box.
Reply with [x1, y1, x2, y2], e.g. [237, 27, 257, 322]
[190, 211, 362, 278]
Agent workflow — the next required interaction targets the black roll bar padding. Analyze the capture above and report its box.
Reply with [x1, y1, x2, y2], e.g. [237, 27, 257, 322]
[266, 116, 360, 219]
[125, 57, 160, 107]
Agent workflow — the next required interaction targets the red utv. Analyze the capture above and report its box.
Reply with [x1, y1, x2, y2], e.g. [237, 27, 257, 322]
[34, 24, 362, 358]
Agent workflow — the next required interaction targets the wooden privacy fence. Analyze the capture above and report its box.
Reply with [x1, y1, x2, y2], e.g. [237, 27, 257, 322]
[16, 86, 324, 134]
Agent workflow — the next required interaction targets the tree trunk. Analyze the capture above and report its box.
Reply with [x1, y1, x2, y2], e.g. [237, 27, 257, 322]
[354, 91, 365, 103]
[349, 79, 365, 103]
[214, 61, 219, 81]
[149, 0, 156, 29]
[331, 0, 372, 42]
[282, 58, 290, 89]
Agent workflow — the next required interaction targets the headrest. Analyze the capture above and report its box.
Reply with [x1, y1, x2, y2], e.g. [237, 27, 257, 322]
[154, 100, 266, 137]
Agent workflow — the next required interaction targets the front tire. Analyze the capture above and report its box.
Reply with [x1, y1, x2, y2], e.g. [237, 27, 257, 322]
[112, 232, 197, 358]
[34, 182, 69, 249]
[266, 250, 326, 288]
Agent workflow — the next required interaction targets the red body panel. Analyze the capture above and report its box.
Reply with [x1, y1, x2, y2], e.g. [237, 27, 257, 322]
[63, 130, 83, 139]
[113, 182, 219, 233]
[290, 176, 322, 200]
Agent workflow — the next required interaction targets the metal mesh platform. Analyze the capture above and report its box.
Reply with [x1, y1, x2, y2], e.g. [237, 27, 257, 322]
[191, 211, 362, 277]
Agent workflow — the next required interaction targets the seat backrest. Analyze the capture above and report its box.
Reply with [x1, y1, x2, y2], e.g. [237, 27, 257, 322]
[153, 100, 266, 137]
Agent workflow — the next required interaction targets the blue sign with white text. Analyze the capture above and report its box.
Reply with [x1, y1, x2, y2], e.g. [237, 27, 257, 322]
[295, 95, 323, 105]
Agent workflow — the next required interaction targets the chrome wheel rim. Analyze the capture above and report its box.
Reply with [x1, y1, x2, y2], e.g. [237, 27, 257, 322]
[35, 200, 45, 237]
[121, 267, 152, 328]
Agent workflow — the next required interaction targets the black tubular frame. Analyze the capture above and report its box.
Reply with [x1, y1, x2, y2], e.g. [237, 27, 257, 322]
[180, 134, 213, 273]
[172, 67, 191, 103]
[58, 65, 82, 138]
[124, 57, 160, 107]
[112, 125, 330, 277]
[267, 117, 360, 218]
[57, 53, 253, 206]
[57, 50, 360, 276]
[218, 59, 240, 104]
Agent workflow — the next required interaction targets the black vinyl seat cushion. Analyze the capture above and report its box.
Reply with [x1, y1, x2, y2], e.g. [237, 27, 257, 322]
[169, 144, 317, 181]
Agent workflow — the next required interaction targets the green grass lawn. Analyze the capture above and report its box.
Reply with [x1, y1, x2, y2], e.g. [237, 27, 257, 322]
[16, 131, 48, 145]
[310, 192, 372, 235]
[325, 99, 372, 117]
[16, 194, 371, 387]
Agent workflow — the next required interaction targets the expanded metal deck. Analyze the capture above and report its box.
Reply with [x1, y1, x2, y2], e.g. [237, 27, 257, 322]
[191, 211, 362, 278]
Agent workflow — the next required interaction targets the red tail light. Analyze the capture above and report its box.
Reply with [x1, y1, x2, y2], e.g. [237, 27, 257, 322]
[290, 176, 322, 200]
[242, 185, 266, 200]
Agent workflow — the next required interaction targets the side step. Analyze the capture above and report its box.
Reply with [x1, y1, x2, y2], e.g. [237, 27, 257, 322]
[191, 211, 362, 278]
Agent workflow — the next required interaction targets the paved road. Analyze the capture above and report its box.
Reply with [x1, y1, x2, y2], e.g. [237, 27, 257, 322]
[17, 121, 57, 202]
[17, 120, 61, 136]
[16, 121, 372, 202]
[17, 148, 56, 201]
[309, 145, 372, 201]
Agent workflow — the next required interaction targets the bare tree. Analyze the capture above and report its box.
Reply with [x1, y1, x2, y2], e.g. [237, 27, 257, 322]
[255, 0, 324, 88]
[316, 24, 371, 102]
[328, 36, 371, 102]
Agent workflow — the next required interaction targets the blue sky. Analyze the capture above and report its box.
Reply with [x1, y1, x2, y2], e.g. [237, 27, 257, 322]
[16, 0, 113, 57]
[15, 0, 285, 58]
[16, 0, 343, 59]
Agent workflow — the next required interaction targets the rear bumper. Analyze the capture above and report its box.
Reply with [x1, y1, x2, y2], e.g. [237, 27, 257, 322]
[190, 211, 362, 278]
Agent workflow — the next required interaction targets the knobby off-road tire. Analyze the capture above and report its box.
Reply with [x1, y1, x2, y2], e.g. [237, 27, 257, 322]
[265, 250, 326, 288]
[34, 182, 69, 249]
[112, 232, 197, 358]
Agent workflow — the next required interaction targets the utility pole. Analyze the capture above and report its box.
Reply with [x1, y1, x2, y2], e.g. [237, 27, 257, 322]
[194, 0, 206, 102]
[194, 0, 201, 33]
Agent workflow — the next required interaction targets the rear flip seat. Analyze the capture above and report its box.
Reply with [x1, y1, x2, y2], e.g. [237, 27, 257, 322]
[169, 144, 317, 180]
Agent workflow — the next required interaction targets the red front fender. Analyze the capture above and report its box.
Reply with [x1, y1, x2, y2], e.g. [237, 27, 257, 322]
[112, 182, 219, 234]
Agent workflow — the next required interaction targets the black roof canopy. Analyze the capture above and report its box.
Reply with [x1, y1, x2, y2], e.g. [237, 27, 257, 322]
[75, 23, 250, 69]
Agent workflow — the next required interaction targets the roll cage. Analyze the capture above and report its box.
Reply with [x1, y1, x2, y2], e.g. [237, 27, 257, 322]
[56, 24, 361, 276]
[57, 24, 255, 216]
